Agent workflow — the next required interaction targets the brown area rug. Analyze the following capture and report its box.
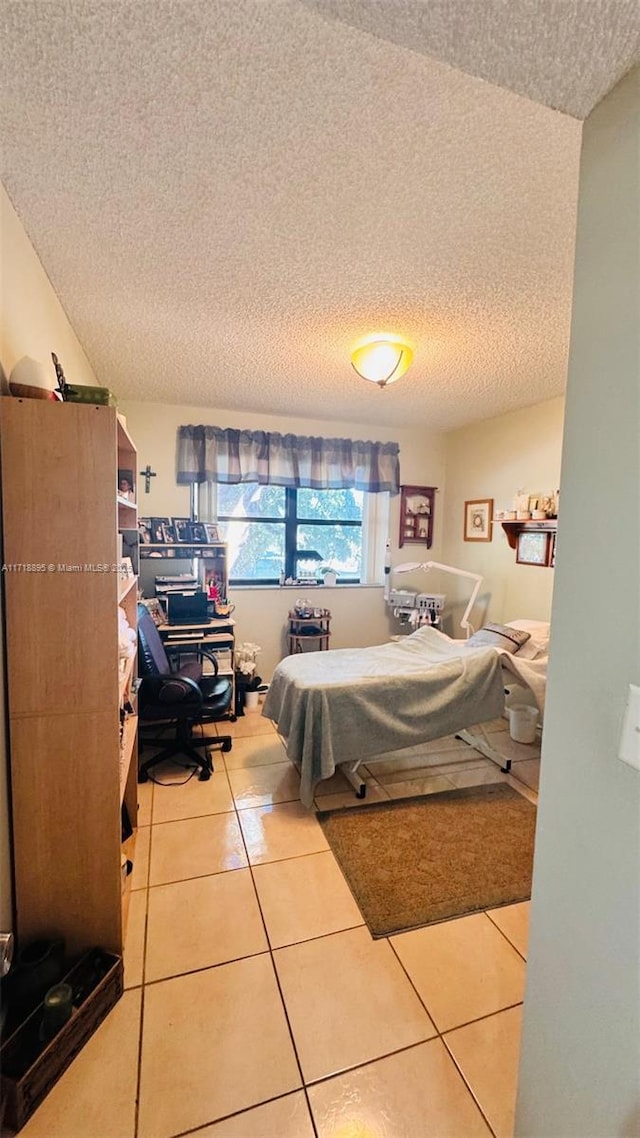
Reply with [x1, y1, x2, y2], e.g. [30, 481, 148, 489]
[317, 783, 536, 937]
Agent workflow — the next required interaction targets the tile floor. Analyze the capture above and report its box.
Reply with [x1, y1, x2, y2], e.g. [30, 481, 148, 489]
[18, 712, 540, 1138]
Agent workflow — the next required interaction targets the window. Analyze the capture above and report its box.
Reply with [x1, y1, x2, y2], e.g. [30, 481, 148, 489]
[209, 483, 387, 585]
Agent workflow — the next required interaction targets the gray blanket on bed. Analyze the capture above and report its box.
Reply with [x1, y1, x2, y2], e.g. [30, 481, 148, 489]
[263, 627, 506, 806]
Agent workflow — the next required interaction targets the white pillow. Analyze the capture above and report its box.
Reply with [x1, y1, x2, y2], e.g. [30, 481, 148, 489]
[465, 623, 531, 654]
[506, 620, 550, 660]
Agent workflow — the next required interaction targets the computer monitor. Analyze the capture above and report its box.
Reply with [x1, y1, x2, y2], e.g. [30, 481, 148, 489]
[166, 590, 209, 625]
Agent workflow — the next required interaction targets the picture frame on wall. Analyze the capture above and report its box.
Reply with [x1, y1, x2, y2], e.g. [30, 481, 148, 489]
[398, 485, 436, 547]
[516, 530, 551, 566]
[464, 499, 493, 542]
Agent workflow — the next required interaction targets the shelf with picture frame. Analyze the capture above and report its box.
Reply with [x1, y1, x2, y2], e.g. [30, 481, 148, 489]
[139, 516, 221, 546]
[137, 518, 228, 603]
[499, 518, 557, 554]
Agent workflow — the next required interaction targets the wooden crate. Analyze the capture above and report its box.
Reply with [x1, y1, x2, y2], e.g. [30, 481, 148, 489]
[1, 950, 123, 1132]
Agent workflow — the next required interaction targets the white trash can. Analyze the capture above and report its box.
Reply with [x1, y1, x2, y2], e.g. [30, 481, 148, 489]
[245, 689, 260, 713]
[508, 705, 538, 744]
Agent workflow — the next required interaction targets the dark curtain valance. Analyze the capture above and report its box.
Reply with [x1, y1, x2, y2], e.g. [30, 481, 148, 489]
[176, 426, 400, 495]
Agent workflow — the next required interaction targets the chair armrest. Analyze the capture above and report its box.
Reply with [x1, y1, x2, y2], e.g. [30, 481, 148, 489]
[139, 674, 203, 711]
[164, 646, 220, 676]
[191, 648, 220, 675]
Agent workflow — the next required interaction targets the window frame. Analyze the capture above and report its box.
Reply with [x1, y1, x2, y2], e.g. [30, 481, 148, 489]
[215, 485, 363, 586]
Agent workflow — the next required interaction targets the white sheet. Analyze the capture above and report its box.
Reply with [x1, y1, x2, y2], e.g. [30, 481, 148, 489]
[263, 626, 507, 806]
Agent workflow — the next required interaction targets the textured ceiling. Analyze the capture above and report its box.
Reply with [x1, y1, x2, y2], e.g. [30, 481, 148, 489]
[304, 0, 640, 119]
[1, 1, 636, 431]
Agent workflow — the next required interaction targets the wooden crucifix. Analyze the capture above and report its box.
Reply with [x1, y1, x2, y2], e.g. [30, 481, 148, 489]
[140, 464, 156, 494]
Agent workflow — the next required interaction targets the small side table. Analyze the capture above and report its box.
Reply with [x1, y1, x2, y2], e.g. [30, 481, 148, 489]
[288, 610, 331, 654]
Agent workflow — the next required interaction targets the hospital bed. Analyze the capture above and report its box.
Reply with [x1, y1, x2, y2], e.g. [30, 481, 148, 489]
[263, 621, 549, 807]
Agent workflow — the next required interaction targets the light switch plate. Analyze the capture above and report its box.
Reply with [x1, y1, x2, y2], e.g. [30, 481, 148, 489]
[618, 684, 640, 771]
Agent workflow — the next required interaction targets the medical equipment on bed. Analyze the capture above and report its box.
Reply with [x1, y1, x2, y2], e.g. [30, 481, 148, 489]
[395, 561, 483, 636]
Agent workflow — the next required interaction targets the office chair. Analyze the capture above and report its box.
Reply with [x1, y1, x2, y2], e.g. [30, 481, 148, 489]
[137, 603, 233, 781]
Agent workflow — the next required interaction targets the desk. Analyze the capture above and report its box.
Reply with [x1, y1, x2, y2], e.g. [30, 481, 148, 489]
[158, 619, 235, 690]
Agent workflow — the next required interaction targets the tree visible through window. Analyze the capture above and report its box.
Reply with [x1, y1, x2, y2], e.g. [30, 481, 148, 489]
[216, 484, 363, 584]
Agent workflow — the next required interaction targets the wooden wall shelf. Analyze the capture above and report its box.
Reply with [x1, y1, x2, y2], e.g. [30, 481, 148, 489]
[498, 518, 557, 550]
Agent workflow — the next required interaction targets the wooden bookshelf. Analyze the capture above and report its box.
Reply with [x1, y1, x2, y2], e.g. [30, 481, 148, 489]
[0, 398, 139, 957]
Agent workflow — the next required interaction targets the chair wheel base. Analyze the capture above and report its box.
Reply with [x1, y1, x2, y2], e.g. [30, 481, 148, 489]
[198, 766, 212, 781]
[222, 739, 232, 752]
[139, 769, 149, 783]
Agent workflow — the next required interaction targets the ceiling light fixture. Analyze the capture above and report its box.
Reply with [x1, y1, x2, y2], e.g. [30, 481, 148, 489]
[350, 334, 414, 389]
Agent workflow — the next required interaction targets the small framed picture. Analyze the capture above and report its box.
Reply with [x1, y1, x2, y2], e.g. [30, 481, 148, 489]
[118, 557, 135, 581]
[190, 522, 207, 543]
[204, 523, 220, 543]
[161, 522, 177, 544]
[151, 517, 170, 543]
[118, 469, 135, 501]
[549, 532, 557, 568]
[138, 518, 153, 545]
[516, 530, 551, 566]
[139, 598, 166, 627]
[172, 518, 192, 542]
[464, 499, 493, 542]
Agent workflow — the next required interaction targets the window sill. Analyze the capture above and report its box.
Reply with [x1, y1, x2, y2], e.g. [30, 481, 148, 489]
[230, 583, 384, 591]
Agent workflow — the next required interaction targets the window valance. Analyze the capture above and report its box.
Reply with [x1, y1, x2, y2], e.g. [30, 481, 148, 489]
[176, 426, 400, 495]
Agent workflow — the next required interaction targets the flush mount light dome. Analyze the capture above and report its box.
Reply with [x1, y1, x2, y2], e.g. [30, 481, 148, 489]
[350, 334, 414, 388]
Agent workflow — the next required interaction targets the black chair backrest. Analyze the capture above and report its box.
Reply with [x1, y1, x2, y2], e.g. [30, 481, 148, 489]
[137, 603, 171, 677]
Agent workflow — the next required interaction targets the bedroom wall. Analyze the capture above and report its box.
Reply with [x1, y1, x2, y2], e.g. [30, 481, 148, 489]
[439, 397, 565, 630]
[120, 400, 447, 681]
[516, 67, 640, 1136]
[0, 183, 98, 390]
[0, 183, 102, 933]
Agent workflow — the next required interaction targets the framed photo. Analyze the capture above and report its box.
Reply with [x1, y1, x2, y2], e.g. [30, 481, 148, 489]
[187, 522, 205, 543]
[464, 499, 493, 542]
[201, 562, 223, 599]
[516, 530, 550, 566]
[398, 485, 436, 547]
[204, 523, 220, 543]
[117, 468, 135, 501]
[138, 518, 153, 545]
[118, 557, 135, 582]
[139, 597, 166, 627]
[151, 517, 170, 543]
[161, 522, 177, 544]
[549, 532, 557, 568]
[172, 517, 192, 542]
